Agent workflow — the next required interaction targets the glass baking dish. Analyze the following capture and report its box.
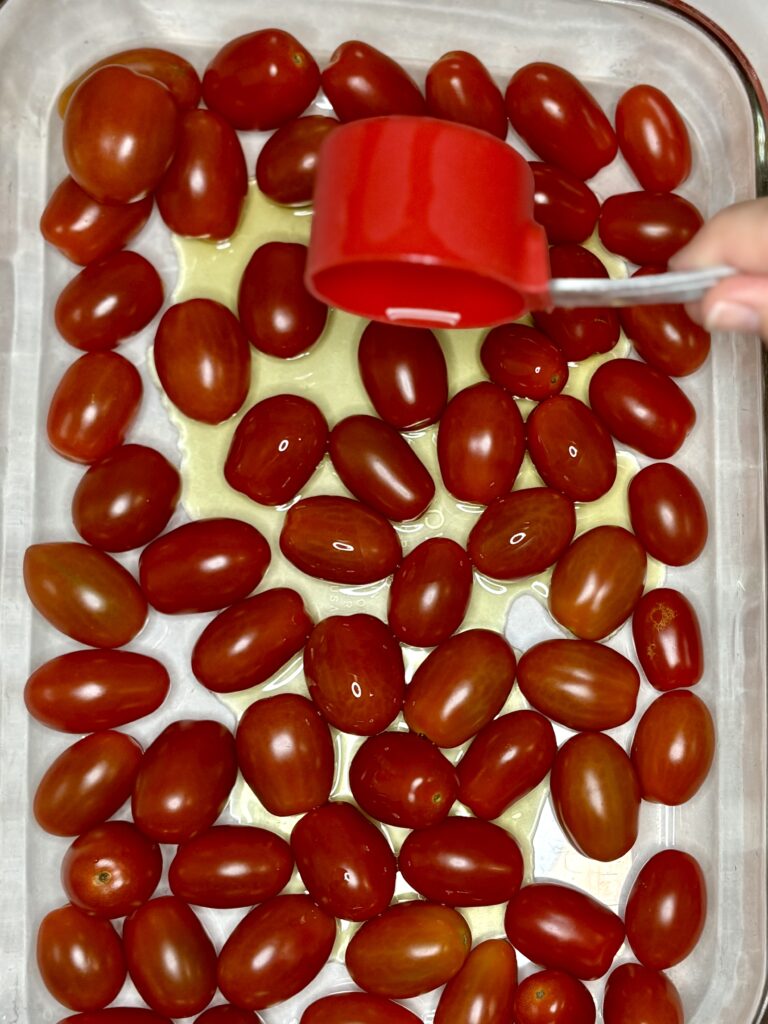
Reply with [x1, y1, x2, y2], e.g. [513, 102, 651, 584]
[1, 0, 767, 1021]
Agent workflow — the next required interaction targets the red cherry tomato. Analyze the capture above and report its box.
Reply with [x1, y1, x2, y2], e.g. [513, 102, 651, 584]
[292, 801, 396, 920]
[530, 162, 600, 244]
[628, 462, 708, 565]
[533, 245, 620, 361]
[217, 894, 337, 1010]
[456, 709, 557, 819]
[357, 322, 448, 430]
[602, 963, 683, 1024]
[33, 730, 142, 837]
[329, 414, 435, 521]
[169, 825, 293, 909]
[616, 85, 692, 192]
[47, 351, 142, 464]
[404, 628, 516, 747]
[468, 487, 576, 580]
[62, 821, 161, 918]
[24, 649, 169, 732]
[481, 322, 569, 400]
[517, 639, 640, 730]
[40, 177, 153, 265]
[192, 588, 313, 694]
[203, 29, 320, 131]
[280, 495, 402, 584]
[72, 444, 180, 552]
[303, 614, 405, 735]
[123, 896, 217, 1018]
[349, 731, 459, 829]
[435, 939, 518, 1024]
[437, 381, 525, 504]
[599, 192, 703, 265]
[399, 817, 523, 906]
[131, 720, 237, 843]
[425, 51, 508, 138]
[632, 587, 703, 691]
[301, 993, 421, 1024]
[58, 47, 201, 117]
[550, 732, 641, 862]
[236, 693, 335, 816]
[346, 901, 471, 998]
[625, 849, 707, 970]
[549, 526, 646, 640]
[620, 267, 711, 376]
[196, 1008, 263, 1024]
[156, 109, 247, 239]
[224, 394, 329, 505]
[387, 537, 472, 647]
[514, 969, 596, 1024]
[139, 518, 271, 614]
[505, 62, 617, 179]
[37, 905, 126, 1011]
[256, 115, 339, 206]
[504, 883, 625, 980]
[589, 358, 696, 459]
[24, 542, 147, 648]
[63, 66, 179, 204]
[238, 241, 328, 357]
[527, 395, 617, 502]
[55, 250, 164, 352]
[59, 1011, 172, 1023]
[153, 299, 251, 424]
[322, 41, 426, 121]
[630, 690, 715, 804]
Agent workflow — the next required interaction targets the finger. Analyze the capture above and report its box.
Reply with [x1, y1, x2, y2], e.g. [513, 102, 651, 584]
[697, 274, 768, 337]
[669, 198, 768, 274]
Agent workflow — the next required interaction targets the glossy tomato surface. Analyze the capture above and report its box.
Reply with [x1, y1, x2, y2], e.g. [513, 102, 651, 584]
[505, 62, 617, 179]
[625, 849, 707, 970]
[256, 115, 339, 205]
[602, 963, 684, 1024]
[346, 901, 470, 998]
[530, 161, 600, 243]
[238, 241, 327, 357]
[236, 693, 335, 816]
[156, 108, 247, 239]
[195, 1007, 263, 1024]
[630, 691, 715, 804]
[191, 588, 314, 693]
[217, 894, 336, 1010]
[599, 192, 703, 265]
[123, 896, 217, 1018]
[632, 588, 703, 691]
[322, 40, 425, 121]
[481, 322, 568, 400]
[514, 969, 596, 1024]
[517, 639, 640, 730]
[349, 731, 458, 829]
[628, 462, 708, 565]
[303, 614, 405, 735]
[203, 29, 320, 130]
[37, 904, 125, 1012]
[404, 628, 516, 747]
[62, 821, 161, 918]
[59, 1011, 172, 1023]
[280, 495, 402, 584]
[169, 825, 293, 909]
[504, 883, 625, 980]
[33, 730, 142, 836]
[301, 993, 421, 1024]
[131, 720, 237, 843]
[589, 358, 695, 459]
[63, 65, 178, 204]
[153, 298, 251, 424]
[616, 85, 692, 192]
[425, 50, 507, 138]
[434, 939, 517, 1024]
[24, 649, 169, 732]
[549, 526, 646, 640]
[437, 381, 525, 504]
[550, 732, 641, 862]
[457, 710, 556, 819]
[292, 801, 396, 920]
[47, 351, 142, 464]
[357, 322, 448, 429]
[387, 537, 471, 647]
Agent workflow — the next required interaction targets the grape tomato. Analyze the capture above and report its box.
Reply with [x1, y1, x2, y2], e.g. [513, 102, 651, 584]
[322, 40, 426, 121]
[632, 587, 704, 691]
[599, 191, 703, 265]
[530, 161, 600, 243]
[301, 993, 421, 1024]
[631, 690, 715, 805]
[434, 939, 518, 1024]
[256, 115, 339, 206]
[480, 322, 569, 400]
[425, 50, 508, 138]
[616, 84, 692, 193]
[37, 905, 126, 1012]
[387, 537, 472, 648]
[628, 462, 708, 566]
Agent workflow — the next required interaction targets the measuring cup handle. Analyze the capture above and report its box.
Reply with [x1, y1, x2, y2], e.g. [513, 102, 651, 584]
[547, 265, 736, 308]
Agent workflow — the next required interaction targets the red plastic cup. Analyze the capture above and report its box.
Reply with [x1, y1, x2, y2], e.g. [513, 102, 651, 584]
[305, 115, 551, 329]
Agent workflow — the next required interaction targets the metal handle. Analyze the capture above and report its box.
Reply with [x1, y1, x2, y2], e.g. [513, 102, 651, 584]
[548, 265, 736, 308]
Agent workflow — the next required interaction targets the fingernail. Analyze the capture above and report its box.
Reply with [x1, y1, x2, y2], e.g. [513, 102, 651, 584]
[705, 301, 762, 334]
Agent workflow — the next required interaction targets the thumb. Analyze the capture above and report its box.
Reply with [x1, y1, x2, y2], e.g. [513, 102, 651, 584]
[690, 274, 768, 338]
